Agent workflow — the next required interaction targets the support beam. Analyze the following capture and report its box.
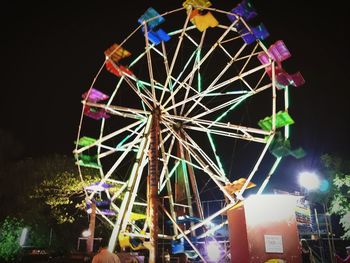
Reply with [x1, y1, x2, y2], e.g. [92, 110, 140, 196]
[147, 108, 160, 263]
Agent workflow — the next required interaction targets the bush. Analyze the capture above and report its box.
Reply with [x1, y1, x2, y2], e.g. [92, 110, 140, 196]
[0, 217, 24, 262]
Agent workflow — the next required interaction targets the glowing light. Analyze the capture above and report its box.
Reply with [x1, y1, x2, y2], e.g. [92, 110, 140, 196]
[19, 227, 28, 246]
[206, 241, 222, 262]
[82, 229, 91, 237]
[298, 172, 320, 191]
[319, 179, 330, 192]
[245, 195, 299, 228]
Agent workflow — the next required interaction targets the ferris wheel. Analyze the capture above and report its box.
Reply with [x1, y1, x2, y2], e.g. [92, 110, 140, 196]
[74, 1, 304, 262]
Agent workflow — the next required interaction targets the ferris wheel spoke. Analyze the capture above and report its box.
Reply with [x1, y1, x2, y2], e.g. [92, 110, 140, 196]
[175, 201, 237, 240]
[120, 152, 149, 232]
[163, 114, 270, 142]
[164, 58, 261, 117]
[209, 63, 268, 93]
[235, 134, 275, 200]
[161, 8, 192, 103]
[177, 42, 263, 117]
[111, 66, 158, 110]
[159, 128, 184, 216]
[186, 63, 265, 118]
[164, 77, 210, 114]
[183, 30, 204, 48]
[88, 121, 148, 201]
[166, 88, 249, 118]
[238, 43, 260, 76]
[161, 48, 198, 110]
[192, 92, 252, 121]
[136, 79, 169, 94]
[147, 40, 184, 116]
[163, 20, 239, 110]
[168, 49, 197, 92]
[108, 120, 152, 251]
[161, 25, 201, 110]
[128, 42, 174, 107]
[183, 55, 267, 118]
[184, 123, 265, 143]
[231, 49, 264, 64]
[173, 131, 238, 212]
[96, 207, 116, 227]
[122, 76, 155, 110]
[110, 182, 128, 203]
[162, 151, 202, 173]
[158, 41, 179, 116]
[157, 127, 177, 155]
[96, 120, 146, 162]
[159, 159, 180, 193]
[143, 24, 158, 107]
[74, 119, 145, 155]
[160, 204, 207, 263]
[162, 121, 230, 190]
[218, 37, 247, 60]
[98, 137, 143, 159]
[162, 122, 218, 180]
[180, 129, 230, 182]
[84, 101, 150, 120]
[158, 134, 180, 236]
[192, 83, 272, 122]
[179, 32, 207, 116]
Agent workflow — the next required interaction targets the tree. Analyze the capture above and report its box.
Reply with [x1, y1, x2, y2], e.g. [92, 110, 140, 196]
[0, 154, 99, 224]
[321, 154, 350, 239]
[31, 168, 97, 224]
[329, 174, 350, 239]
[0, 217, 24, 262]
[0, 154, 102, 253]
[27, 154, 101, 224]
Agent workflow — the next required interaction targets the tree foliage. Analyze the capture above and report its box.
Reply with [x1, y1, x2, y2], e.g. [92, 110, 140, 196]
[321, 154, 350, 239]
[32, 170, 97, 224]
[0, 153, 104, 254]
[329, 175, 350, 239]
[27, 154, 99, 224]
[0, 217, 23, 262]
[0, 154, 99, 224]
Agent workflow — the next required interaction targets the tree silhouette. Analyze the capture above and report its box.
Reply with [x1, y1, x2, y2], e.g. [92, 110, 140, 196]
[321, 154, 350, 239]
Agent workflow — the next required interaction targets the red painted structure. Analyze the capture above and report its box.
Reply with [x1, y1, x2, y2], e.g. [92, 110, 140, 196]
[228, 194, 302, 263]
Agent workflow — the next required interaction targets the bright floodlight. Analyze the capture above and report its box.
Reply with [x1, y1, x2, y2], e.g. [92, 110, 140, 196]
[298, 171, 320, 191]
[206, 241, 222, 262]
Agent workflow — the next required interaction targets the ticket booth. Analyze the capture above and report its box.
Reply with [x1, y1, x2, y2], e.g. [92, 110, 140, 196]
[227, 194, 302, 263]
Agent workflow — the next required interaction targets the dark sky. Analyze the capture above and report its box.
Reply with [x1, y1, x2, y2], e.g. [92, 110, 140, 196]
[1, 1, 349, 190]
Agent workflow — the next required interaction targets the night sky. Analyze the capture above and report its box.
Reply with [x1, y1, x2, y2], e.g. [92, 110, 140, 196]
[1, 1, 349, 191]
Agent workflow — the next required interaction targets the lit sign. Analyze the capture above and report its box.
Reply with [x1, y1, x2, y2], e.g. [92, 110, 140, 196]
[264, 235, 283, 253]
